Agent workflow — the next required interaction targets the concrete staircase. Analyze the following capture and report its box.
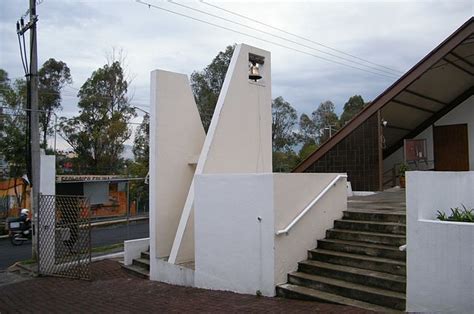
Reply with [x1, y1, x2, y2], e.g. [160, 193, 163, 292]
[121, 249, 150, 279]
[276, 208, 406, 312]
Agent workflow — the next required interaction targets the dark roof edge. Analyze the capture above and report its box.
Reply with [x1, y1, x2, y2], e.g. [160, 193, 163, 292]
[293, 17, 474, 173]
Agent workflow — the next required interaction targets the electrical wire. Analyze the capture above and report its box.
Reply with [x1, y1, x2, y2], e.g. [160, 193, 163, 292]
[200, 0, 404, 75]
[17, 34, 28, 74]
[135, 0, 398, 79]
[22, 33, 29, 73]
[168, 0, 399, 77]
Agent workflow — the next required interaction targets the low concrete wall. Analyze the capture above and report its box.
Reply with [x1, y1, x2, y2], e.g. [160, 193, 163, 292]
[406, 171, 474, 312]
[124, 237, 149, 266]
[194, 173, 346, 296]
[274, 173, 346, 285]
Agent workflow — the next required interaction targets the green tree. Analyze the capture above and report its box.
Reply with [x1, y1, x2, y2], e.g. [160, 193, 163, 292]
[272, 96, 298, 152]
[126, 114, 150, 215]
[273, 151, 300, 173]
[191, 45, 235, 131]
[299, 141, 318, 161]
[0, 70, 28, 206]
[38, 58, 72, 149]
[60, 60, 136, 174]
[312, 100, 339, 143]
[339, 95, 365, 126]
[133, 113, 149, 167]
[298, 113, 317, 144]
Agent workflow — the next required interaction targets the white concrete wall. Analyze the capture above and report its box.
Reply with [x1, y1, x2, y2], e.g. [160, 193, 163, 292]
[169, 44, 272, 264]
[273, 173, 347, 285]
[384, 95, 474, 172]
[149, 70, 206, 279]
[406, 171, 474, 312]
[124, 237, 149, 265]
[194, 173, 346, 296]
[40, 153, 55, 195]
[194, 174, 275, 296]
[200, 44, 272, 174]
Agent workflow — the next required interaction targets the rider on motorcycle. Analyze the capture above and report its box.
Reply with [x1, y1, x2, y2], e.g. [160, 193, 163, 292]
[19, 208, 31, 233]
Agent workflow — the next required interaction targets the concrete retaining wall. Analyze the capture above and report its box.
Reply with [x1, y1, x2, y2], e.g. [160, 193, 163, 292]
[406, 171, 474, 312]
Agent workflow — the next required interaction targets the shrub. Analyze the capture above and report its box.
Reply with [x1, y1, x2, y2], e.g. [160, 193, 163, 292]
[437, 205, 474, 223]
[398, 163, 409, 177]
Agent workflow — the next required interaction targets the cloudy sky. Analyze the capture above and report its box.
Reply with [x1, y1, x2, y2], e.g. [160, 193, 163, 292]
[0, 0, 472, 149]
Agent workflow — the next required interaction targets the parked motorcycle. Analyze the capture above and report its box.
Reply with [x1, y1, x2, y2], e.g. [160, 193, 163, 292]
[6, 209, 32, 246]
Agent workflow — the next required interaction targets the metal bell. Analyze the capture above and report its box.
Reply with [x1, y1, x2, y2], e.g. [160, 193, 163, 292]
[249, 62, 262, 82]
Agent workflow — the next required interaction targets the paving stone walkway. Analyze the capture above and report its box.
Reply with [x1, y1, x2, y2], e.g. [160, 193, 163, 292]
[0, 260, 371, 313]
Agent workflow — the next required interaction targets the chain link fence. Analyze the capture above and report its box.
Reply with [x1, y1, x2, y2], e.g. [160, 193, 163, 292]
[38, 195, 91, 280]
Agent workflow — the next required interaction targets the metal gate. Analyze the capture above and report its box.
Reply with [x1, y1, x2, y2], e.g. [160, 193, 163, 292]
[38, 195, 91, 280]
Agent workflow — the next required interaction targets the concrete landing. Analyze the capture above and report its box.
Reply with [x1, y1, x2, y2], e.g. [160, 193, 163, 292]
[348, 188, 406, 213]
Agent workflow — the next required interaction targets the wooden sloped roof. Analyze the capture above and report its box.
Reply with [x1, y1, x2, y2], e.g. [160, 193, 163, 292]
[294, 17, 474, 172]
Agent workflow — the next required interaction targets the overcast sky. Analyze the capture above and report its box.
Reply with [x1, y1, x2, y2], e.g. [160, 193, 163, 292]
[1, 0, 472, 149]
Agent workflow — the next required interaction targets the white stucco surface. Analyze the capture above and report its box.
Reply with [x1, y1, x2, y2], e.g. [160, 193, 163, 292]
[194, 173, 345, 296]
[149, 69, 205, 279]
[40, 153, 55, 195]
[384, 96, 474, 172]
[273, 173, 347, 285]
[124, 237, 149, 266]
[194, 174, 275, 296]
[406, 171, 474, 312]
[154, 257, 195, 287]
[200, 44, 272, 174]
[169, 44, 272, 264]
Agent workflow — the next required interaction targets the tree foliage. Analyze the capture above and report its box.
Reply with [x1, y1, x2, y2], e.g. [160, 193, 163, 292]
[311, 100, 339, 143]
[0, 71, 27, 178]
[298, 113, 317, 144]
[38, 58, 72, 149]
[272, 96, 298, 152]
[190, 45, 235, 131]
[339, 95, 365, 126]
[133, 113, 149, 168]
[0, 70, 28, 206]
[273, 151, 300, 173]
[60, 61, 135, 174]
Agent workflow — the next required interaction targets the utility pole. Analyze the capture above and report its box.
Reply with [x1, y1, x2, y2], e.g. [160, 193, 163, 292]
[16, 0, 40, 261]
[30, 0, 40, 261]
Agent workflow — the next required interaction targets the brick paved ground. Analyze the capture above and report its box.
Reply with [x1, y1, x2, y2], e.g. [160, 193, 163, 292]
[0, 260, 371, 313]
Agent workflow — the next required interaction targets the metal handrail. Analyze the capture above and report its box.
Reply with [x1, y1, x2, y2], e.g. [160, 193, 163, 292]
[275, 174, 347, 235]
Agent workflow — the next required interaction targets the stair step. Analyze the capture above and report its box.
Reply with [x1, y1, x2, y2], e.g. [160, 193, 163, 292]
[343, 210, 406, 223]
[132, 258, 150, 270]
[309, 249, 406, 276]
[326, 229, 405, 246]
[317, 238, 406, 261]
[287, 272, 405, 310]
[141, 251, 150, 260]
[276, 283, 401, 313]
[334, 219, 406, 235]
[298, 259, 406, 293]
[121, 263, 149, 279]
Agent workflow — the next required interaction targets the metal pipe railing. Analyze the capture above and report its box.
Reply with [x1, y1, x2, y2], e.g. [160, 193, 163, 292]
[275, 174, 347, 235]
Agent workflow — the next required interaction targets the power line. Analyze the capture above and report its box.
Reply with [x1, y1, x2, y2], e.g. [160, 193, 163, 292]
[135, 0, 398, 79]
[200, 0, 403, 75]
[168, 0, 399, 77]
[0, 87, 150, 110]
